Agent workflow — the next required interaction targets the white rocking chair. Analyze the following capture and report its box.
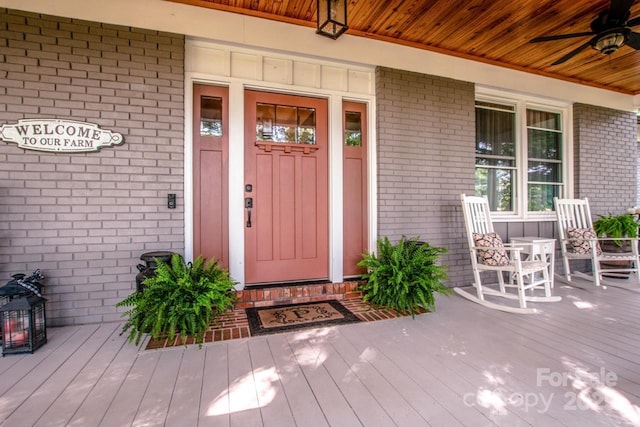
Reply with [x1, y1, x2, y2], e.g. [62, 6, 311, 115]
[553, 197, 640, 288]
[456, 194, 560, 314]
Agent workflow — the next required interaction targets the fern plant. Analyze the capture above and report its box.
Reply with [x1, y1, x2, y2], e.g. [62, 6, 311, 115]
[357, 236, 451, 317]
[117, 254, 237, 346]
[593, 213, 639, 247]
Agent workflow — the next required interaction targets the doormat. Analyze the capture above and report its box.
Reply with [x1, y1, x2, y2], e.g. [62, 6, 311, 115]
[246, 300, 361, 336]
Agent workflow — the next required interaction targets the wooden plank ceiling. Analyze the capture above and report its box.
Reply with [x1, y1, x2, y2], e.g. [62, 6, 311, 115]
[169, 0, 640, 95]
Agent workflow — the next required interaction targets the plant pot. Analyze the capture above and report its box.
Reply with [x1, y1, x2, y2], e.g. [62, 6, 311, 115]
[599, 239, 632, 278]
[135, 251, 177, 292]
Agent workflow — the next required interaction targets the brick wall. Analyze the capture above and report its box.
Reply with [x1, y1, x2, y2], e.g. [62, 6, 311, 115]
[573, 103, 638, 216]
[0, 9, 185, 326]
[375, 67, 476, 286]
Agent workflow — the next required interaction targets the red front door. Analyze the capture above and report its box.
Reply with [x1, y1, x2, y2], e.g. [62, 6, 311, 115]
[244, 91, 328, 284]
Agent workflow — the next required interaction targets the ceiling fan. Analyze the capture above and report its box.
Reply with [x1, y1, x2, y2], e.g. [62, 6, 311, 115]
[530, 0, 640, 65]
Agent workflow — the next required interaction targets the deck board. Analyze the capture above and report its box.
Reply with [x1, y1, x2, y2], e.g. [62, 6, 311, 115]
[420, 298, 594, 426]
[0, 278, 639, 426]
[287, 332, 365, 427]
[198, 344, 230, 427]
[328, 331, 430, 425]
[246, 338, 297, 427]
[315, 334, 398, 426]
[133, 349, 183, 426]
[227, 340, 263, 426]
[166, 346, 207, 427]
[340, 319, 519, 426]
[27, 323, 121, 427]
[266, 334, 330, 427]
[66, 327, 146, 427]
[99, 350, 160, 426]
[0, 324, 99, 423]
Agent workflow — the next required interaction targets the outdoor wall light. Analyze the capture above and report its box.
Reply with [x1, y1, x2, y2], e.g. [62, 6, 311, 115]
[316, 0, 348, 39]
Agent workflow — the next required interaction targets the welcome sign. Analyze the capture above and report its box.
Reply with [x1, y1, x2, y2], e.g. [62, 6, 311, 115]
[0, 119, 124, 153]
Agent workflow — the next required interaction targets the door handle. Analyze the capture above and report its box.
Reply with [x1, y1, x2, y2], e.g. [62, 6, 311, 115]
[245, 197, 253, 227]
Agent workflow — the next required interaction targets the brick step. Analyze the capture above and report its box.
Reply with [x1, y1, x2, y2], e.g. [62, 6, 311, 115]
[234, 281, 363, 308]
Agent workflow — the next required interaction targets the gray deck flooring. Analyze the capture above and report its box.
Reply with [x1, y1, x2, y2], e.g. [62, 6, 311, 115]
[1, 277, 640, 426]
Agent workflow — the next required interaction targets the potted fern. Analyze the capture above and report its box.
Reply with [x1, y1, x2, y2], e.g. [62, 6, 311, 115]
[593, 212, 639, 247]
[117, 253, 237, 346]
[593, 213, 639, 276]
[357, 236, 450, 317]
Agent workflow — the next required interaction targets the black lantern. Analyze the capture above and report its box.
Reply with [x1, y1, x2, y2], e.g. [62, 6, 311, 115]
[316, 0, 348, 39]
[0, 295, 47, 356]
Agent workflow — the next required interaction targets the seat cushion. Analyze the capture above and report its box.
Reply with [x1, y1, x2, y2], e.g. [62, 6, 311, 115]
[472, 232, 510, 266]
[566, 227, 602, 255]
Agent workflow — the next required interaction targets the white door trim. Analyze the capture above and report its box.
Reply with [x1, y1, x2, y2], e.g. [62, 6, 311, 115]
[184, 40, 376, 288]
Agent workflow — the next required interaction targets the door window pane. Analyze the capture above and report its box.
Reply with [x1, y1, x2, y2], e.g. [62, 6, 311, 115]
[200, 96, 222, 136]
[256, 103, 316, 144]
[345, 111, 362, 146]
[297, 107, 316, 144]
[256, 103, 275, 141]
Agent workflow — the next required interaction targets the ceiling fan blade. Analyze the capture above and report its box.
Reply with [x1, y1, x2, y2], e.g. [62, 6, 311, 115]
[626, 31, 640, 49]
[626, 16, 640, 27]
[550, 41, 593, 65]
[530, 32, 594, 43]
[607, 0, 634, 24]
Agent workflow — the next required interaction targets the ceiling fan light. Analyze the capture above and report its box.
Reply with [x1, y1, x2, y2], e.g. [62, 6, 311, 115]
[594, 32, 626, 55]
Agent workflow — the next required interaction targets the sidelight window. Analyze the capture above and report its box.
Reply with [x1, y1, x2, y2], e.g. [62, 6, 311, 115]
[200, 96, 223, 137]
[344, 111, 362, 146]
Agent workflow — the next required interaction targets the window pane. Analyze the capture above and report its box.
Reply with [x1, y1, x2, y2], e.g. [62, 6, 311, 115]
[527, 109, 560, 130]
[527, 108, 563, 213]
[528, 184, 560, 211]
[255, 103, 316, 144]
[345, 111, 362, 146]
[256, 103, 275, 141]
[475, 167, 513, 211]
[297, 107, 316, 144]
[528, 129, 561, 160]
[528, 161, 561, 183]
[200, 96, 222, 137]
[476, 101, 516, 212]
[476, 108, 516, 157]
[275, 105, 297, 142]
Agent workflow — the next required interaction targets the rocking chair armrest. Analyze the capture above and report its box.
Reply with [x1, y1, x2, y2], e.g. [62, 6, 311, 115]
[471, 244, 524, 252]
[595, 236, 639, 242]
[562, 237, 600, 245]
[499, 243, 526, 252]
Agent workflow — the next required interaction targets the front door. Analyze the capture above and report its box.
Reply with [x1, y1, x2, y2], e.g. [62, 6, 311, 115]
[244, 91, 328, 284]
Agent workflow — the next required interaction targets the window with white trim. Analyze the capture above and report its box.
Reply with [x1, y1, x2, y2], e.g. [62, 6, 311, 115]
[475, 96, 568, 217]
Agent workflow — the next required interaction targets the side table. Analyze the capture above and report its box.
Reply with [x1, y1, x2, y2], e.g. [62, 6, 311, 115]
[510, 237, 556, 288]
